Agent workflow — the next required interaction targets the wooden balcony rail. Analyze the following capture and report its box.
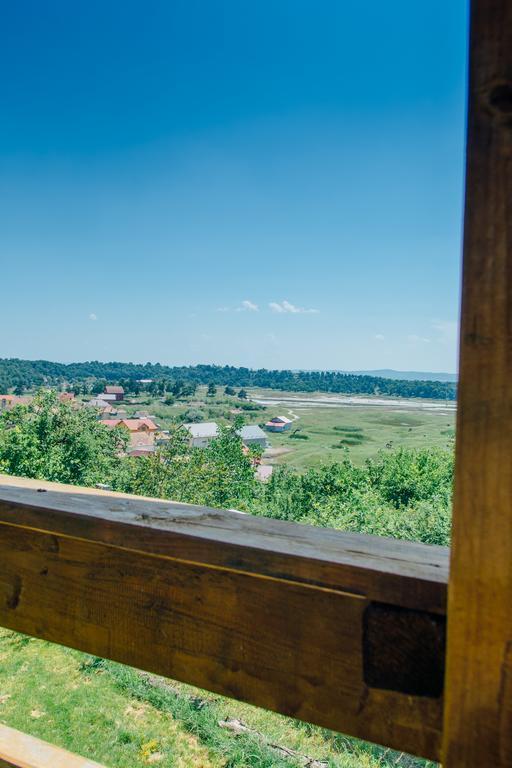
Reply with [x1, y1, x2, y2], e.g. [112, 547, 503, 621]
[0, 723, 107, 768]
[0, 474, 448, 761]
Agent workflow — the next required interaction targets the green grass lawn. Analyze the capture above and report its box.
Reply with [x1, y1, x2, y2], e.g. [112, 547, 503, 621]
[0, 630, 435, 768]
[259, 402, 455, 470]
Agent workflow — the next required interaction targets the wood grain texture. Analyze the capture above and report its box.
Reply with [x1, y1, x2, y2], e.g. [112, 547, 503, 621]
[0, 723, 106, 768]
[0, 474, 448, 613]
[0, 474, 447, 759]
[443, 1, 512, 765]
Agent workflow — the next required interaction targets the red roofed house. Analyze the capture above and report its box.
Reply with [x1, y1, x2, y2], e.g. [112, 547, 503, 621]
[0, 395, 32, 411]
[102, 418, 158, 448]
[103, 385, 125, 401]
[265, 416, 293, 433]
[0, 395, 17, 411]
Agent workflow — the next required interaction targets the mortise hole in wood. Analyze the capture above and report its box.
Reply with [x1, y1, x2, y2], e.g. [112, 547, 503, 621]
[363, 602, 446, 698]
[487, 82, 512, 114]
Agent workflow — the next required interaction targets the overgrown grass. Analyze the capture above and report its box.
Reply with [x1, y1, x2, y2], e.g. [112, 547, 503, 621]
[0, 630, 438, 768]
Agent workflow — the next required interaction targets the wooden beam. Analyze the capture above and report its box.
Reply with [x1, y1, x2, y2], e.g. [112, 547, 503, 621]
[0, 723, 106, 768]
[0, 475, 448, 760]
[443, 1, 512, 765]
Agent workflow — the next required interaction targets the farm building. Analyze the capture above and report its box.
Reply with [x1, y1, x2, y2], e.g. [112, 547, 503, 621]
[184, 422, 219, 448]
[85, 397, 113, 409]
[102, 418, 158, 448]
[265, 416, 292, 432]
[128, 444, 156, 457]
[103, 385, 124, 401]
[237, 424, 269, 449]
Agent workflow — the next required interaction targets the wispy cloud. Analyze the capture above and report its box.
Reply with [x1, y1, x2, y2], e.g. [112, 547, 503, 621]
[89, 313, 97, 321]
[239, 299, 259, 312]
[374, 333, 385, 341]
[269, 300, 319, 315]
[217, 299, 259, 313]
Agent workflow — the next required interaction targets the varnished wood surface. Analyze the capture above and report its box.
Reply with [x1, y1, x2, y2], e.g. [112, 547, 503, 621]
[0, 474, 447, 759]
[0, 723, 106, 768]
[443, 1, 512, 765]
[0, 474, 448, 613]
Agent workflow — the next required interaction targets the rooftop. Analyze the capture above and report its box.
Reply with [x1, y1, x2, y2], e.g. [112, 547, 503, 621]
[184, 422, 219, 438]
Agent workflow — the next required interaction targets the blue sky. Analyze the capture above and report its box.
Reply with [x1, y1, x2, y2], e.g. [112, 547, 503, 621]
[0, 1, 467, 372]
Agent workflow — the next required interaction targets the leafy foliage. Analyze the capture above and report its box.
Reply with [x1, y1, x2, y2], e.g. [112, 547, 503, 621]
[0, 390, 126, 486]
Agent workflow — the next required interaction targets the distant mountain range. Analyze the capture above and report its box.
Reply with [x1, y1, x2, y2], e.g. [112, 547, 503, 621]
[347, 369, 457, 382]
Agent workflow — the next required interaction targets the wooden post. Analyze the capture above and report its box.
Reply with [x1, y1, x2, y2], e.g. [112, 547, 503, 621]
[443, 1, 512, 765]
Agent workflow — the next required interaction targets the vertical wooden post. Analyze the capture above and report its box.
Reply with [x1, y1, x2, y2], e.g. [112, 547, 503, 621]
[443, 1, 512, 765]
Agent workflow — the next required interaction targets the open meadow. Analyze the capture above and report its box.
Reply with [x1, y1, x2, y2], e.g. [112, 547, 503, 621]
[113, 386, 456, 471]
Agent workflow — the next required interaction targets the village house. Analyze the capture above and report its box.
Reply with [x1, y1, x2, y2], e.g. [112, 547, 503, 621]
[0, 395, 17, 411]
[265, 416, 293, 432]
[237, 424, 269, 449]
[84, 398, 118, 418]
[85, 397, 114, 409]
[98, 393, 118, 402]
[103, 385, 124, 401]
[0, 395, 32, 411]
[58, 392, 75, 403]
[184, 422, 219, 448]
[127, 444, 156, 458]
[102, 418, 158, 448]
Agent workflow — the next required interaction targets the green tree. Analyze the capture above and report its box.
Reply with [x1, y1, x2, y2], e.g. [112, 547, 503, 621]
[207, 382, 217, 397]
[0, 390, 127, 486]
[118, 425, 257, 511]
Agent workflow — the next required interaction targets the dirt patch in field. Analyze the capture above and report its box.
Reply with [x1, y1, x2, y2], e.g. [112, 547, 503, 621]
[264, 446, 293, 461]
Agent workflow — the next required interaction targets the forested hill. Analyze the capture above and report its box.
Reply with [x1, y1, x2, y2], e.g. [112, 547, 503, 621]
[0, 358, 457, 400]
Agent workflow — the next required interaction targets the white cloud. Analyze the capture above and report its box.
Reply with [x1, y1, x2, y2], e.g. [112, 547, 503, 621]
[269, 300, 319, 315]
[89, 313, 97, 321]
[375, 333, 385, 341]
[218, 299, 259, 313]
[240, 299, 259, 312]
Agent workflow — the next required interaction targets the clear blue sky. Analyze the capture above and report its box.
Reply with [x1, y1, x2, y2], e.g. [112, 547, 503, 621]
[0, 1, 467, 373]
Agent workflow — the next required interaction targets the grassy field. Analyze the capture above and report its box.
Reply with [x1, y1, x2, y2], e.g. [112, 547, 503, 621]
[254, 398, 455, 470]
[0, 629, 434, 768]
[114, 386, 456, 471]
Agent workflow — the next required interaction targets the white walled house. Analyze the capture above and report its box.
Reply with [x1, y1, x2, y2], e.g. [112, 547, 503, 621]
[184, 422, 219, 448]
[237, 424, 269, 449]
[265, 416, 293, 432]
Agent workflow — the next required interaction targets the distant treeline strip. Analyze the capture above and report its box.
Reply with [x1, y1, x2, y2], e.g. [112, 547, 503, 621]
[0, 359, 457, 400]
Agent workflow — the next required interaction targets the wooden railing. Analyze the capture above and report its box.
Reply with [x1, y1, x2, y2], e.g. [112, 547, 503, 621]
[0, 475, 447, 762]
[0, 723, 106, 767]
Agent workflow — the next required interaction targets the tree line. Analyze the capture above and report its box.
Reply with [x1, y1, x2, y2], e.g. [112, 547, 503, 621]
[0, 358, 457, 400]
